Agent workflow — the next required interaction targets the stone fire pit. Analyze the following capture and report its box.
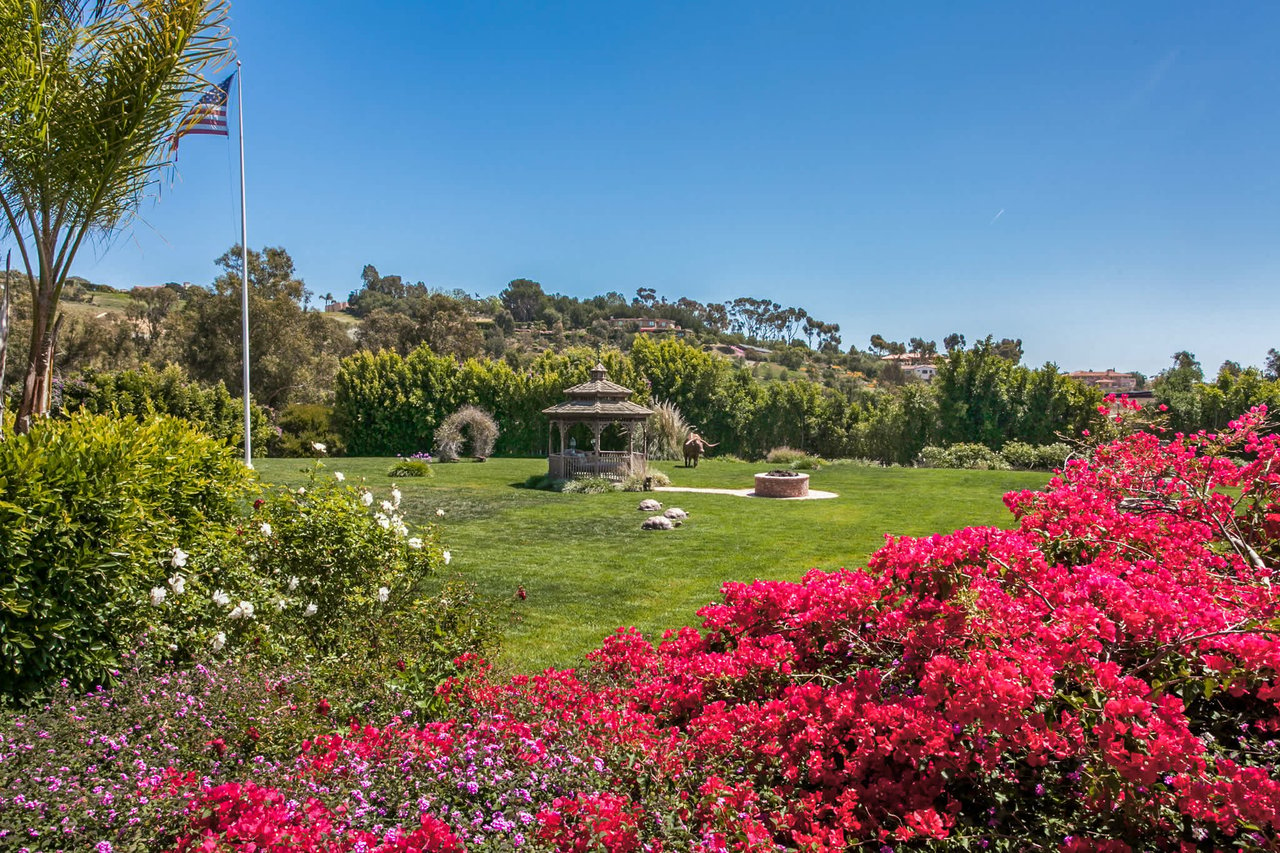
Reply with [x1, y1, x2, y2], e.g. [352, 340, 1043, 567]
[753, 469, 810, 498]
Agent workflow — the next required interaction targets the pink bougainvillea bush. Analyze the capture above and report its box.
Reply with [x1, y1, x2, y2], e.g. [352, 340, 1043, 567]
[3, 407, 1278, 851]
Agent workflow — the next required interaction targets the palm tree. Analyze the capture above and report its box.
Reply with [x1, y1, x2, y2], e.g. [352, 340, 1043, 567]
[0, 0, 232, 432]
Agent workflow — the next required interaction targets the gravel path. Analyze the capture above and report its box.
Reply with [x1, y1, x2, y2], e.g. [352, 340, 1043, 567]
[654, 486, 839, 500]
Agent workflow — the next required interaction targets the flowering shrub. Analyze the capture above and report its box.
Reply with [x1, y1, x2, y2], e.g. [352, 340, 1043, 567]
[151, 470, 494, 715]
[572, 406, 1279, 849]
[389, 458, 435, 477]
[1, 410, 492, 714]
[916, 442, 1011, 470]
[0, 654, 319, 849]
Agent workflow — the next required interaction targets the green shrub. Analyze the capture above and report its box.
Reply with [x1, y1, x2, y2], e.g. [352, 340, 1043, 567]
[999, 440, 1040, 469]
[916, 443, 1011, 470]
[60, 364, 275, 455]
[620, 468, 671, 491]
[271, 402, 343, 457]
[0, 412, 253, 703]
[1034, 442, 1072, 470]
[1001, 440, 1073, 470]
[561, 476, 618, 494]
[521, 473, 565, 491]
[791, 454, 825, 470]
[387, 459, 434, 477]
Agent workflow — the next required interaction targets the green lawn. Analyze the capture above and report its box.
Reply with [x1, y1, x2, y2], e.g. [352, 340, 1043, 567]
[254, 457, 1048, 672]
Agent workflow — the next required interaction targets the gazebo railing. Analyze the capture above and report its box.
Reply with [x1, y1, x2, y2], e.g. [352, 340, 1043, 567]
[549, 451, 645, 482]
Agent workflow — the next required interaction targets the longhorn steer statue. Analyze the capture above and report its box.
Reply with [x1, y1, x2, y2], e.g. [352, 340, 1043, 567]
[683, 432, 719, 468]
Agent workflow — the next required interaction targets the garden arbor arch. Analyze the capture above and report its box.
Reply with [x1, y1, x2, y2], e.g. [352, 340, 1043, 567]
[543, 364, 652, 480]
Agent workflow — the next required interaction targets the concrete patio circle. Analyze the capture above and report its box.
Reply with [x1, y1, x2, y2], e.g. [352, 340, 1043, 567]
[654, 485, 838, 500]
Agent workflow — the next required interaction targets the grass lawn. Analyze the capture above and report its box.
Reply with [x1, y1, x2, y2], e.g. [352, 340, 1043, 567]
[254, 457, 1049, 672]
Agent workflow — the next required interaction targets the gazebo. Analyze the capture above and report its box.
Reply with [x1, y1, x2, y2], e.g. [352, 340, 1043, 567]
[543, 363, 652, 481]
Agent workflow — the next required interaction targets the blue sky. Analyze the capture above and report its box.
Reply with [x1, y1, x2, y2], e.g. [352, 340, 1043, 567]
[77, 1, 1279, 376]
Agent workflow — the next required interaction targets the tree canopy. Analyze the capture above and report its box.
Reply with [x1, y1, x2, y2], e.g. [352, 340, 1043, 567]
[0, 0, 232, 431]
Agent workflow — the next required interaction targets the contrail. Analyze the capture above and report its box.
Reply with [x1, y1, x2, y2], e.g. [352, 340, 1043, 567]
[990, 209, 1005, 224]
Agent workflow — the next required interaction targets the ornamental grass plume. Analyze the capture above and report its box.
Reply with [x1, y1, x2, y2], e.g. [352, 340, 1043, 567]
[646, 398, 690, 461]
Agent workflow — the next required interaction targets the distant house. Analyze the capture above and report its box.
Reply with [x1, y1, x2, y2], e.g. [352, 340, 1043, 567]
[608, 317, 684, 336]
[324, 301, 350, 313]
[1068, 369, 1139, 392]
[906, 363, 938, 382]
[880, 352, 934, 366]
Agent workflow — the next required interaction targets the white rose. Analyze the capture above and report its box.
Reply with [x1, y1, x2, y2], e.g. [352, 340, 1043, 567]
[297, 487, 306, 495]
[259, 522, 273, 537]
[334, 471, 345, 482]
[377, 586, 390, 603]
[229, 600, 255, 620]
[212, 590, 231, 608]
[168, 574, 186, 595]
[304, 603, 318, 617]
[312, 442, 327, 453]
[276, 598, 288, 611]
[391, 487, 402, 508]
[393, 520, 408, 537]
[407, 537, 423, 549]
[360, 491, 374, 507]
[374, 513, 391, 530]
[212, 631, 226, 652]
[442, 550, 452, 565]
[435, 508, 445, 517]
[170, 547, 189, 568]
[380, 499, 394, 513]
[287, 576, 299, 591]
[149, 586, 166, 607]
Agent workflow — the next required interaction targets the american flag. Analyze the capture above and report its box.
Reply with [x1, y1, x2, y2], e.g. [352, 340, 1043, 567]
[170, 73, 235, 151]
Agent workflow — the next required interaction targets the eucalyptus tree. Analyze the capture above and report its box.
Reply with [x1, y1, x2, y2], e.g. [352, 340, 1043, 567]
[0, 0, 231, 432]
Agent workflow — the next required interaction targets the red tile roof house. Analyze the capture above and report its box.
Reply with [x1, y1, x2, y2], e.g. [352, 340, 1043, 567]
[1067, 369, 1139, 391]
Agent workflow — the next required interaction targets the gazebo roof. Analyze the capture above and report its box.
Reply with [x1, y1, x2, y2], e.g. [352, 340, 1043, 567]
[542, 363, 653, 421]
[542, 399, 653, 419]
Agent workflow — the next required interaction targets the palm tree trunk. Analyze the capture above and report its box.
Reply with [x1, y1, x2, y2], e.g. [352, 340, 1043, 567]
[15, 286, 58, 434]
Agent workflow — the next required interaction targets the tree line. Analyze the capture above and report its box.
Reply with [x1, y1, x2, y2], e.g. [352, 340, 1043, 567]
[333, 335, 1106, 463]
[4, 243, 1278, 460]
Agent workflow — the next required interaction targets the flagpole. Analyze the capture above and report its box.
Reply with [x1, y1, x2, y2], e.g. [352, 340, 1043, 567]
[236, 60, 252, 469]
[0, 250, 9, 442]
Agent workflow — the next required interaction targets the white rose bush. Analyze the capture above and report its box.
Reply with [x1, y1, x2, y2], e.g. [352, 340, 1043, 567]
[144, 469, 467, 700]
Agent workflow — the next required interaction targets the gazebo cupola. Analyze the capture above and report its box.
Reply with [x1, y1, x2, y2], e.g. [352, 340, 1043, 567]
[542, 363, 652, 480]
